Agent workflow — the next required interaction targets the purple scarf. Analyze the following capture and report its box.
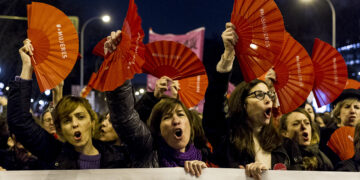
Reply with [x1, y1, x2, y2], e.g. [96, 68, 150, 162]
[158, 139, 202, 167]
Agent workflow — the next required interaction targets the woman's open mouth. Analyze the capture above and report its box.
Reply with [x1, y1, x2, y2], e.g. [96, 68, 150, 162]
[174, 128, 183, 139]
[264, 108, 272, 118]
[74, 131, 82, 141]
[302, 132, 309, 141]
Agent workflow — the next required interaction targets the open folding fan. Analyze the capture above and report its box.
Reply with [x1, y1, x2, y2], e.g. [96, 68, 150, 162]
[80, 73, 98, 98]
[27, 2, 79, 92]
[327, 126, 355, 161]
[143, 40, 208, 107]
[230, 0, 285, 82]
[312, 38, 348, 107]
[272, 32, 315, 114]
[178, 74, 208, 108]
[92, 38, 107, 57]
[90, 0, 145, 91]
[143, 41, 206, 79]
[345, 79, 360, 90]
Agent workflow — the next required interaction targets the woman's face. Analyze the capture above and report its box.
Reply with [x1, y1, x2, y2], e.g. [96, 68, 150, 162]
[283, 112, 312, 146]
[160, 105, 191, 152]
[245, 83, 273, 128]
[98, 114, 119, 142]
[60, 105, 93, 148]
[304, 104, 315, 122]
[42, 112, 56, 134]
[339, 100, 360, 127]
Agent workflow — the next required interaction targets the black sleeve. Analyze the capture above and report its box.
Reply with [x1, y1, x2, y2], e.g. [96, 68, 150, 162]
[202, 71, 231, 166]
[134, 92, 159, 124]
[106, 80, 155, 167]
[7, 79, 62, 162]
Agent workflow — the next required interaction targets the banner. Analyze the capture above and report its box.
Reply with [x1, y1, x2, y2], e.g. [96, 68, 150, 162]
[0, 168, 359, 180]
[149, 27, 205, 60]
[146, 27, 206, 99]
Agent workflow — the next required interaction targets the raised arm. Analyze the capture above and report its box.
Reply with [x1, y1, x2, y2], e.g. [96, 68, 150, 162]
[7, 39, 62, 162]
[104, 31, 156, 167]
[202, 22, 238, 166]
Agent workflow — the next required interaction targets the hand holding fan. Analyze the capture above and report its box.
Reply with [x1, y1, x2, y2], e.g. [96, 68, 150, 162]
[230, 0, 285, 82]
[312, 38, 348, 107]
[143, 40, 208, 108]
[90, 0, 145, 91]
[27, 2, 79, 92]
[327, 126, 355, 161]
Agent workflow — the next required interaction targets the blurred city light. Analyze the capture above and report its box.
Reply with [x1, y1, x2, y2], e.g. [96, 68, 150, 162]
[0, 82, 4, 89]
[102, 15, 111, 23]
[44, 90, 51, 96]
[135, 91, 140, 96]
[139, 88, 145, 94]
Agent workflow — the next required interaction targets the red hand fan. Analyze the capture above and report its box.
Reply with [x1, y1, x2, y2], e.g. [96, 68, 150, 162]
[27, 2, 79, 92]
[143, 40, 208, 107]
[90, 0, 145, 91]
[345, 79, 360, 90]
[312, 38, 348, 107]
[80, 73, 98, 98]
[178, 74, 208, 108]
[92, 38, 107, 57]
[273, 32, 314, 114]
[327, 126, 355, 161]
[230, 0, 285, 82]
[143, 41, 206, 79]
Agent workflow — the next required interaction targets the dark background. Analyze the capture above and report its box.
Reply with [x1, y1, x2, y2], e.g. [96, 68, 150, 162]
[0, 0, 359, 107]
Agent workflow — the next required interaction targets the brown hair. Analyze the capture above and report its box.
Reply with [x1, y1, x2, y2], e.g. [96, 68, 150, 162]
[53, 96, 98, 134]
[279, 108, 320, 145]
[147, 98, 194, 143]
[228, 79, 282, 157]
[279, 108, 320, 170]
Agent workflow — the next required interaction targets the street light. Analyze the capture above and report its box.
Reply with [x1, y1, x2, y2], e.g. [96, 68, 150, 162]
[300, 0, 336, 47]
[80, 15, 111, 89]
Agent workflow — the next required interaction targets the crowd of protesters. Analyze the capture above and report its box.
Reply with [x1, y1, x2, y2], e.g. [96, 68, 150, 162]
[0, 23, 360, 180]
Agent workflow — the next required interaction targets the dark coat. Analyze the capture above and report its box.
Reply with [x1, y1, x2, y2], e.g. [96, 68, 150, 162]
[7, 78, 153, 169]
[202, 71, 291, 169]
[336, 152, 360, 171]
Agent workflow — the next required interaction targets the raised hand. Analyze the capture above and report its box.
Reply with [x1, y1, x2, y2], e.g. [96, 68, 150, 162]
[104, 30, 122, 55]
[154, 76, 172, 99]
[222, 22, 238, 59]
[19, 39, 34, 80]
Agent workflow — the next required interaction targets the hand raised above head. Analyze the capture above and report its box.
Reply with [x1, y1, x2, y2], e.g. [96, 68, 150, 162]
[154, 76, 172, 99]
[104, 30, 122, 55]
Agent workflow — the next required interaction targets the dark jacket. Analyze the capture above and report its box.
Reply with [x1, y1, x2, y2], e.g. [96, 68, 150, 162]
[335, 152, 360, 171]
[203, 71, 292, 169]
[105, 80, 158, 168]
[319, 126, 341, 166]
[7, 78, 152, 169]
[134, 92, 160, 124]
[282, 138, 333, 170]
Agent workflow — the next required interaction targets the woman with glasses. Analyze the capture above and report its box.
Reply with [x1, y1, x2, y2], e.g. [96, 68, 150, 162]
[203, 23, 290, 179]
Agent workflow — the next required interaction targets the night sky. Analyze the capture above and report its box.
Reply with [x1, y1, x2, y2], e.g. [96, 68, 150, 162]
[1, 0, 360, 100]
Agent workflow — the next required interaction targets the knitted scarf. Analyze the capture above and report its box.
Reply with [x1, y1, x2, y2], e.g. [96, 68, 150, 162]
[158, 138, 202, 167]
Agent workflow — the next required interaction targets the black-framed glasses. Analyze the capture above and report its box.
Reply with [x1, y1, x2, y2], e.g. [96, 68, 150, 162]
[247, 90, 276, 101]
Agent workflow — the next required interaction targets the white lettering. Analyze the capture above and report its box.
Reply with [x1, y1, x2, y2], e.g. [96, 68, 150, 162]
[56, 24, 67, 59]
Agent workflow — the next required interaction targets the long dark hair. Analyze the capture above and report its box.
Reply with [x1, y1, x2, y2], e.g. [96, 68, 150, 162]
[228, 79, 282, 157]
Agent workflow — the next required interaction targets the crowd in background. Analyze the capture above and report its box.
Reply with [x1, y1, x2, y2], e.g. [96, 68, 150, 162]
[0, 23, 360, 180]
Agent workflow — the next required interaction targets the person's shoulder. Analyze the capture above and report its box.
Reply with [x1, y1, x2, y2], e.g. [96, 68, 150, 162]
[335, 158, 358, 171]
